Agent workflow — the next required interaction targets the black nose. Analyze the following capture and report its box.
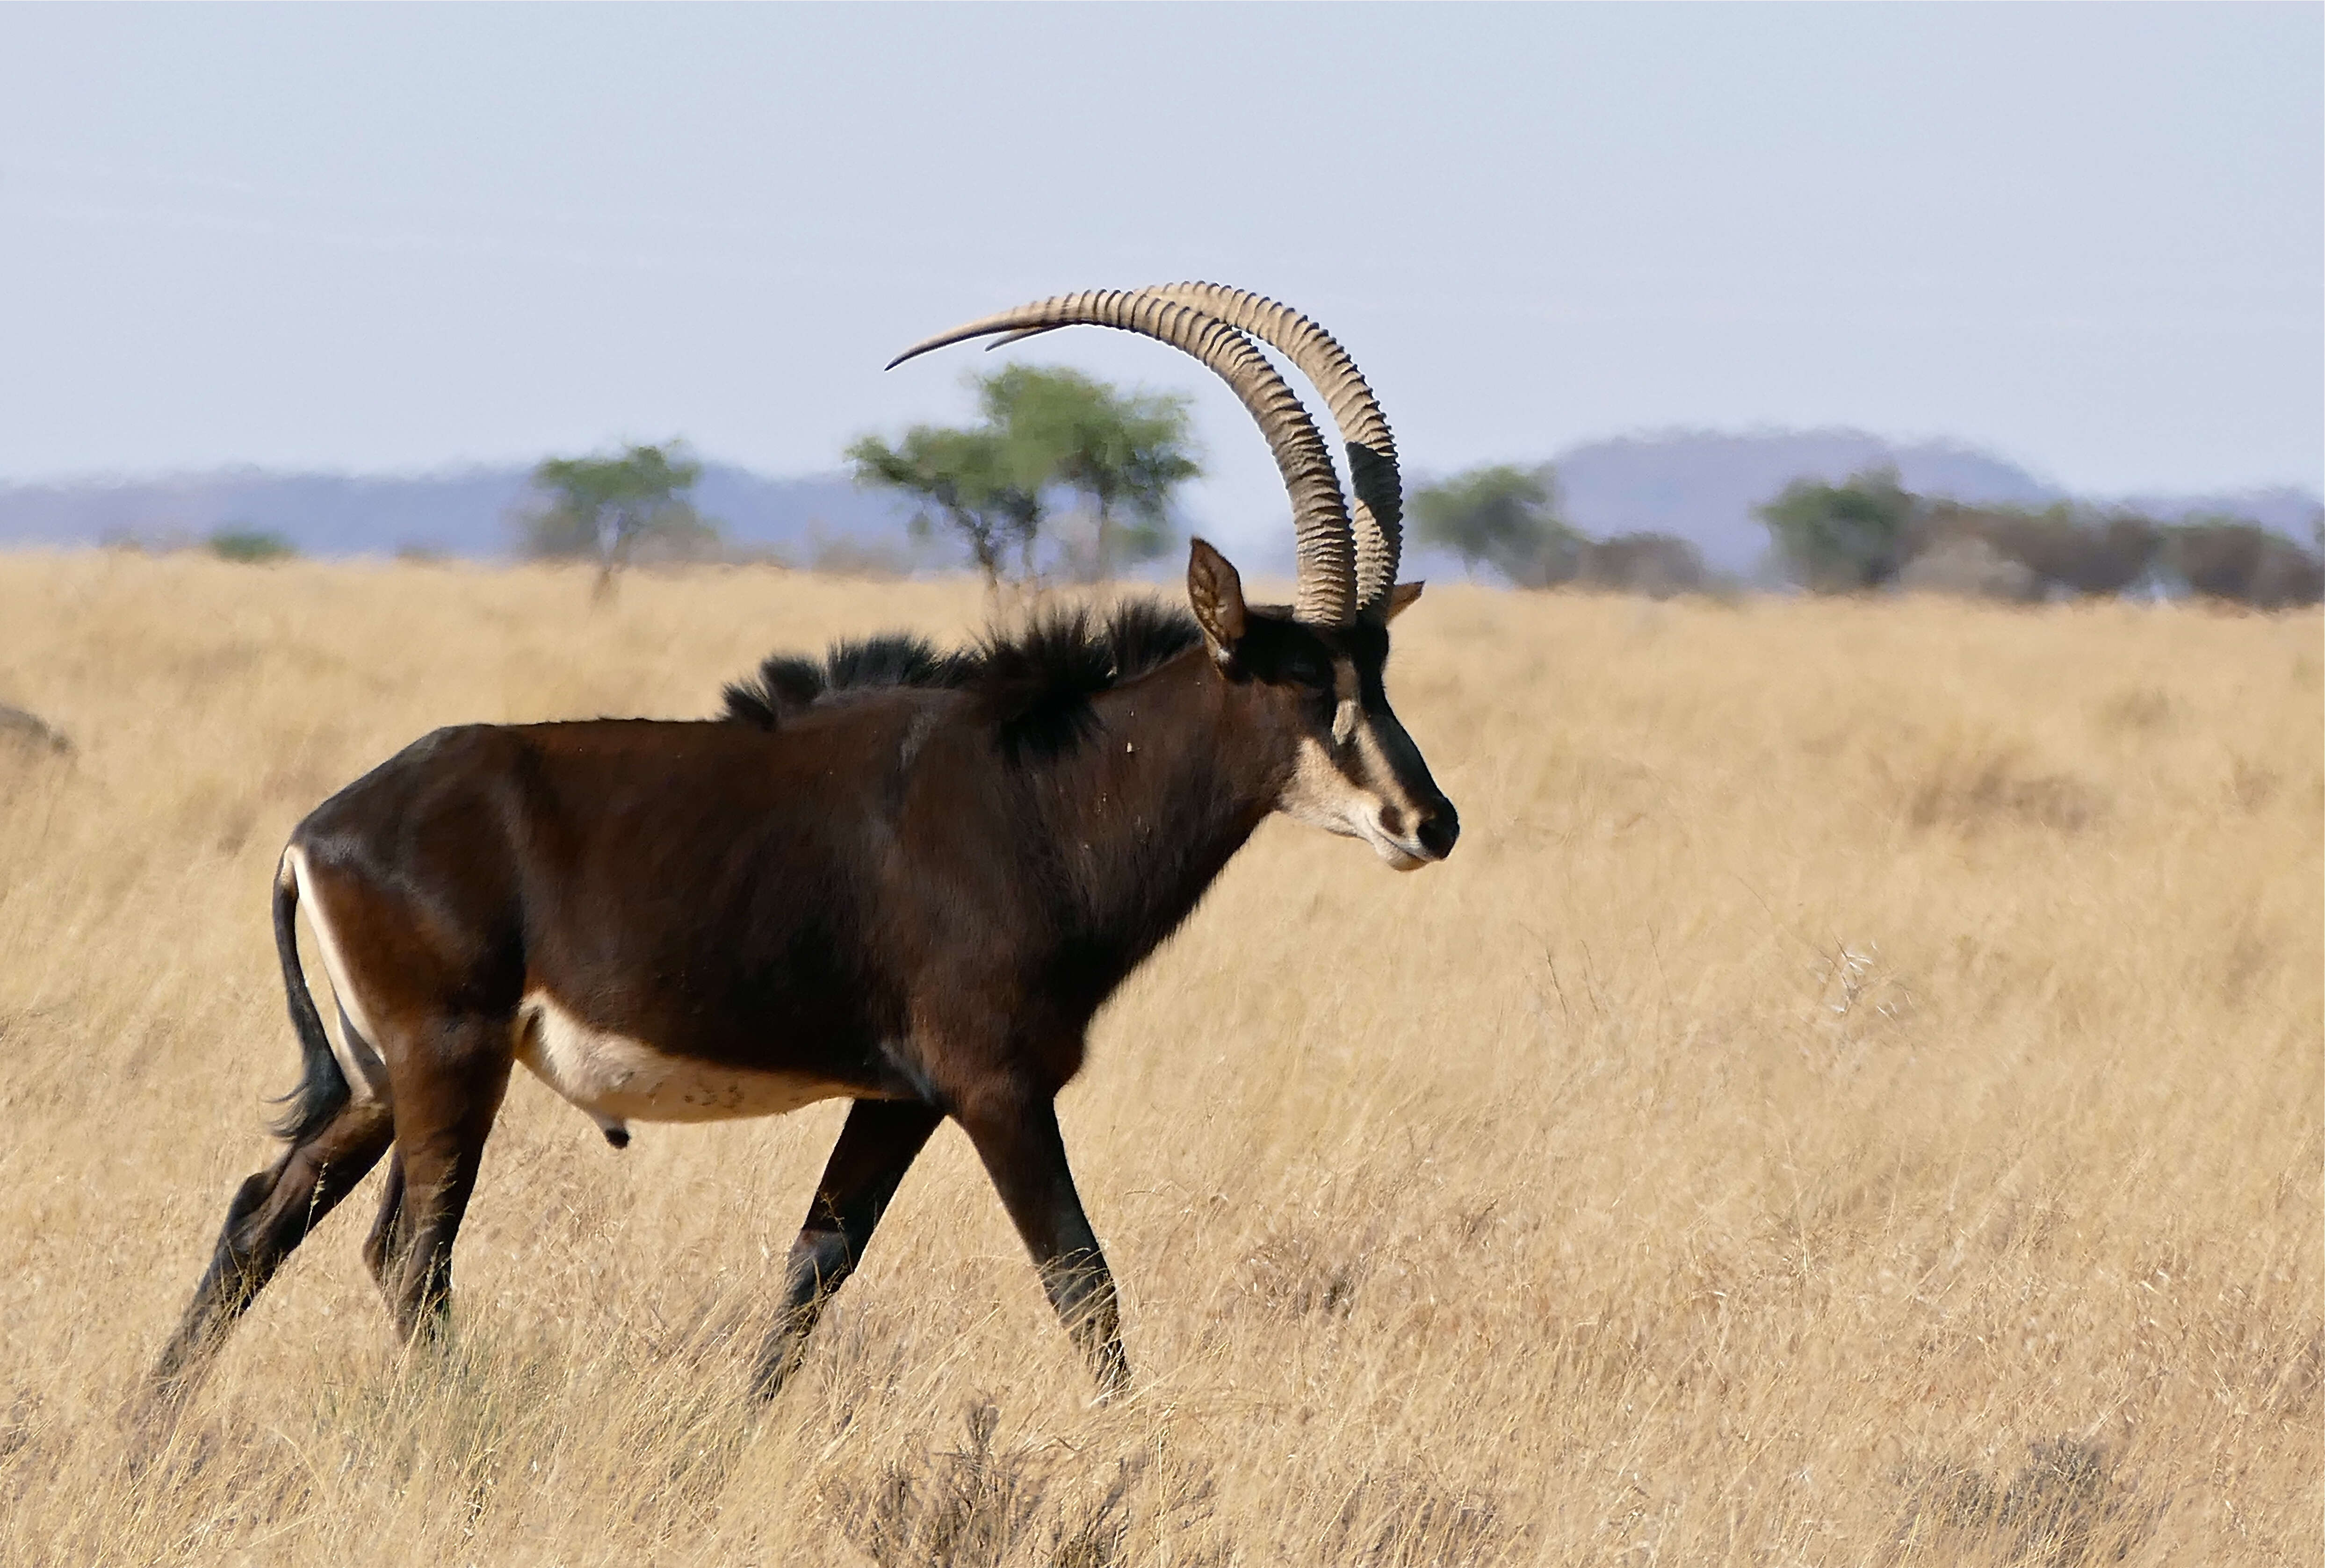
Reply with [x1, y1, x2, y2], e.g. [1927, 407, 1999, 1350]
[1416, 800, 1460, 860]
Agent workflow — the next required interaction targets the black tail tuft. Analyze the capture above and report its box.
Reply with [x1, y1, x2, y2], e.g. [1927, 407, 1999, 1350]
[267, 855, 352, 1143]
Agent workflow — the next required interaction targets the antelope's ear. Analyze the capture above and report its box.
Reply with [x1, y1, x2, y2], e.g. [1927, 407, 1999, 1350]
[1383, 581, 1424, 622]
[1187, 538, 1247, 660]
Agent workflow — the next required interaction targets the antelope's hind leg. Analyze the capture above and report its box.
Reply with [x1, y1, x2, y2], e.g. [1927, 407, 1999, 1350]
[362, 1147, 409, 1307]
[750, 1097, 944, 1399]
[351, 998, 413, 1309]
[375, 1014, 515, 1345]
[150, 1096, 395, 1405]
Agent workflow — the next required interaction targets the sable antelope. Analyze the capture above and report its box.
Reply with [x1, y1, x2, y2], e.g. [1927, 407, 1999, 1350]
[151, 284, 1460, 1407]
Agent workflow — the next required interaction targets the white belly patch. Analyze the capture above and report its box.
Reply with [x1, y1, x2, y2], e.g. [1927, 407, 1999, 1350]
[514, 993, 846, 1137]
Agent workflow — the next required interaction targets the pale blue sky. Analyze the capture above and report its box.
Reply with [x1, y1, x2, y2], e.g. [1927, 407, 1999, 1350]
[1, 4, 2317, 548]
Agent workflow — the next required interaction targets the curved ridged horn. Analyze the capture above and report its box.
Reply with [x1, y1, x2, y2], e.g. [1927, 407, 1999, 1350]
[992, 283, 1402, 610]
[887, 290, 1358, 626]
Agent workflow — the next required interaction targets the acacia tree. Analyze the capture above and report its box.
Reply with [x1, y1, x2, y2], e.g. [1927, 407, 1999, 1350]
[846, 426, 1042, 585]
[850, 366, 1200, 585]
[1412, 464, 1581, 587]
[522, 441, 717, 597]
[977, 366, 1199, 579]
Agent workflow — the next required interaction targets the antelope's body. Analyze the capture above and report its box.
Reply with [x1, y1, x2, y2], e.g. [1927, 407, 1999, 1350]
[152, 285, 1459, 1407]
[282, 607, 1351, 1146]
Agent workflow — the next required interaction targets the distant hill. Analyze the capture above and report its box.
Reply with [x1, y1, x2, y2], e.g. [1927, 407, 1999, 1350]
[1548, 429, 2323, 576]
[4, 434, 2313, 580]
[0, 462, 925, 564]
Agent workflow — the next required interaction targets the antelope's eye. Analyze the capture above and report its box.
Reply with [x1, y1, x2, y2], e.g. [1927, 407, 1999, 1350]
[1278, 651, 1331, 688]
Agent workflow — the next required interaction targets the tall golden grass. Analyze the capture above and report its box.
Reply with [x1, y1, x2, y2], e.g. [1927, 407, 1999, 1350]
[0, 551, 2316, 1566]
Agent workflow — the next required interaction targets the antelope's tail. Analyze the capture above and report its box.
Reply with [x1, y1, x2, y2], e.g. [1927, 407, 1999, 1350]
[267, 851, 351, 1143]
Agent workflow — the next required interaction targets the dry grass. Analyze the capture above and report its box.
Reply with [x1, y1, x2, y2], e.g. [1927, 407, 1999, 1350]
[0, 552, 2316, 1567]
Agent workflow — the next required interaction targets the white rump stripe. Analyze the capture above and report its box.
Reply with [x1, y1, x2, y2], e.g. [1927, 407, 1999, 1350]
[515, 992, 846, 1138]
[284, 847, 392, 1102]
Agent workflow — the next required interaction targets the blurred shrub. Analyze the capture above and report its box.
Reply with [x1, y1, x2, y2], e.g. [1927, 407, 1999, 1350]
[1897, 534, 2041, 603]
[1412, 464, 1581, 588]
[1901, 734, 2103, 834]
[0, 702, 72, 756]
[207, 527, 296, 564]
[1762, 476, 2323, 608]
[1572, 532, 1707, 597]
[803, 534, 913, 580]
[1756, 467, 1915, 591]
[1915, 503, 2159, 598]
[1416, 468, 1709, 596]
[2159, 518, 2325, 609]
[2000, 510, 2158, 596]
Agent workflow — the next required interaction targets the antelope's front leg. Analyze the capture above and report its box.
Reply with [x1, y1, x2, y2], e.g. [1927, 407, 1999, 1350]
[751, 1097, 944, 1398]
[957, 1092, 1130, 1399]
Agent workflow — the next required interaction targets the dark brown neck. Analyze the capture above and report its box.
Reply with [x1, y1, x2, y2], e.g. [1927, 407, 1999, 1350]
[1021, 647, 1291, 1019]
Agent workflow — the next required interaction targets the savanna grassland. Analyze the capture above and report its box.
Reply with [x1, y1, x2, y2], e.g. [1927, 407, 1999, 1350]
[0, 551, 2316, 1567]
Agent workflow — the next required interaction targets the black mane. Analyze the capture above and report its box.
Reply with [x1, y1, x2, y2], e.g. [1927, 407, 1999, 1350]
[722, 599, 1201, 757]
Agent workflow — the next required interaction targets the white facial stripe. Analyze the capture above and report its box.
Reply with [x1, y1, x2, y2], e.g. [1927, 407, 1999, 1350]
[284, 847, 392, 1101]
[1279, 716, 1430, 871]
[1330, 659, 1362, 747]
[514, 992, 849, 1133]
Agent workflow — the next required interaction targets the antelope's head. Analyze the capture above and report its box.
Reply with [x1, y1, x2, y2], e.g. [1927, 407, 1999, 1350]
[1186, 539, 1457, 869]
[889, 281, 1458, 868]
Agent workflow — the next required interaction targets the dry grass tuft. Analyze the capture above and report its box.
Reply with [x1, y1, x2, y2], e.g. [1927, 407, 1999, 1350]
[1895, 1437, 2146, 1567]
[0, 556, 2316, 1565]
[1315, 1469, 1506, 1568]
[2093, 687, 2174, 735]
[823, 1402, 1223, 1568]
[1897, 730, 2105, 834]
